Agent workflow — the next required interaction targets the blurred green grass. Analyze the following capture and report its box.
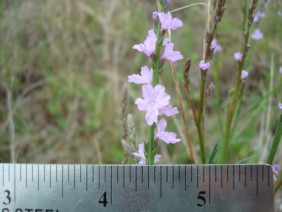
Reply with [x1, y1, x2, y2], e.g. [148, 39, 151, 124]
[0, 0, 281, 166]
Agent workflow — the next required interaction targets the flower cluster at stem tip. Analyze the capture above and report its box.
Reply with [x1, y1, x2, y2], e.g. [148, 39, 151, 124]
[129, 10, 183, 165]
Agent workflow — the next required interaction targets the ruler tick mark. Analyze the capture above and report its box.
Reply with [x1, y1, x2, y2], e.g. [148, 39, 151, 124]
[197, 166, 199, 189]
[184, 166, 187, 191]
[123, 166, 125, 189]
[50, 165, 52, 188]
[220, 166, 223, 188]
[256, 165, 258, 196]
[111, 166, 113, 204]
[209, 166, 211, 203]
[2, 164, 4, 187]
[267, 165, 270, 187]
[154, 166, 156, 183]
[227, 166, 229, 182]
[135, 166, 137, 191]
[104, 166, 106, 183]
[8, 164, 10, 181]
[191, 166, 193, 182]
[232, 165, 234, 190]
[68, 165, 69, 183]
[92, 165, 94, 183]
[262, 165, 264, 181]
[26, 164, 28, 188]
[244, 165, 247, 188]
[31, 164, 33, 182]
[203, 166, 205, 182]
[148, 166, 150, 189]
[44, 164, 46, 182]
[178, 165, 180, 183]
[215, 166, 217, 182]
[267, 166, 272, 187]
[117, 166, 119, 183]
[129, 166, 131, 183]
[56, 165, 58, 182]
[166, 166, 168, 183]
[80, 165, 82, 183]
[239, 166, 241, 182]
[86, 165, 88, 191]
[98, 166, 101, 189]
[14, 164, 16, 203]
[172, 166, 174, 189]
[160, 166, 162, 198]
[250, 165, 253, 181]
[38, 164, 39, 191]
[141, 166, 143, 183]
[20, 164, 22, 182]
[74, 165, 76, 188]
[62, 165, 64, 198]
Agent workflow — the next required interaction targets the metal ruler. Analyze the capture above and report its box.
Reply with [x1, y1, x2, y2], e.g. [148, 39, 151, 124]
[0, 164, 274, 212]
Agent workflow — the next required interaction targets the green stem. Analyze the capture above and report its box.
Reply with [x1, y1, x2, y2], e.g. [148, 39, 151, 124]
[267, 114, 282, 165]
[219, 0, 257, 163]
[147, 124, 156, 165]
[197, 74, 207, 163]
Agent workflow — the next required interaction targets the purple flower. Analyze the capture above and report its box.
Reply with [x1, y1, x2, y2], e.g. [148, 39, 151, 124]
[135, 84, 171, 125]
[159, 105, 179, 117]
[165, 0, 172, 4]
[132, 143, 161, 165]
[272, 165, 281, 176]
[161, 42, 183, 62]
[278, 103, 282, 110]
[158, 12, 183, 31]
[155, 118, 181, 144]
[254, 12, 265, 23]
[199, 60, 210, 71]
[241, 70, 249, 79]
[211, 39, 222, 53]
[279, 66, 282, 74]
[128, 66, 152, 85]
[152, 11, 158, 21]
[234, 52, 242, 62]
[133, 29, 157, 57]
[251, 29, 263, 40]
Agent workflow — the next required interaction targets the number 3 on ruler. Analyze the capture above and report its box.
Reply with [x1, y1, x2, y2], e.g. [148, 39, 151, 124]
[3, 190, 11, 205]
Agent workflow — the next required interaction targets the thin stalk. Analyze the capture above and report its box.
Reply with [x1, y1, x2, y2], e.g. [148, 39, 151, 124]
[6, 87, 16, 163]
[146, 0, 165, 165]
[147, 124, 156, 165]
[213, 57, 224, 137]
[267, 113, 282, 165]
[274, 178, 282, 194]
[219, 0, 258, 163]
[195, 0, 226, 163]
[170, 62, 196, 164]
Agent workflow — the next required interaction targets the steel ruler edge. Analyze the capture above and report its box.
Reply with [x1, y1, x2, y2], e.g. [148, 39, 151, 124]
[0, 164, 274, 212]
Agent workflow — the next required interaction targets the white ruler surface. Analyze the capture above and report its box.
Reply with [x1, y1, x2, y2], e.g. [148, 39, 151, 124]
[0, 164, 274, 212]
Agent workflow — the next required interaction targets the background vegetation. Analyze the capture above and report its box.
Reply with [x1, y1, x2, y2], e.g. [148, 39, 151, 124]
[0, 0, 281, 174]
